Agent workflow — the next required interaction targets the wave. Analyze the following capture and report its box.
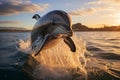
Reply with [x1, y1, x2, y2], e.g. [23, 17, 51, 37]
[18, 35, 120, 80]
[98, 52, 120, 60]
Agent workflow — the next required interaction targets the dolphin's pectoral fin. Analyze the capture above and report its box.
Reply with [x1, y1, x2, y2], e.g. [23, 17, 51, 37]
[64, 37, 76, 52]
[33, 34, 50, 56]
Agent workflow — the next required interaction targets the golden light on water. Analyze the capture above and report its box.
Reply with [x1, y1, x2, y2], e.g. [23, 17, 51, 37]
[19, 35, 87, 80]
[18, 32, 120, 80]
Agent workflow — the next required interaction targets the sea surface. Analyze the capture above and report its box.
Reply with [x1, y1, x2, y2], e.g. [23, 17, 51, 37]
[0, 32, 120, 80]
[76, 32, 120, 80]
[76, 32, 120, 55]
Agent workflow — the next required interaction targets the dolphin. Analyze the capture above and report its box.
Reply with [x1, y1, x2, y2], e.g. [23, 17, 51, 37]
[31, 10, 76, 56]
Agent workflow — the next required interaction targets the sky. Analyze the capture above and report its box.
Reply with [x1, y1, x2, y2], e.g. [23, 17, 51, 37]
[0, 0, 120, 29]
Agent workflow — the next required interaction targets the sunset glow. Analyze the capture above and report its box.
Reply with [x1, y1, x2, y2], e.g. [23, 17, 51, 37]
[0, 0, 120, 29]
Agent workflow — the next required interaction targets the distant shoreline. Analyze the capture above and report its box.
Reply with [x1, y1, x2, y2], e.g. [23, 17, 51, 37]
[0, 27, 31, 32]
[72, 23, 120, 31]
[0, 23, 120, 32]
[73, 30, 120, 32]
[0, 30, 31, 32]
[0, 29, 120, 32]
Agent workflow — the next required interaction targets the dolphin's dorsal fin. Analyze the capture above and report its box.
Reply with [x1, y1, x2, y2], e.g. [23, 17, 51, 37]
[32, 14, 40, 20]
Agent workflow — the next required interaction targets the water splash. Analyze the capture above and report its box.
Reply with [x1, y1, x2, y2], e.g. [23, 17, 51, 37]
[18, 34, 120, 80]
[17, 39, 32, 54]
[18, 33, 120, 80]
[18, 35, 87, 80]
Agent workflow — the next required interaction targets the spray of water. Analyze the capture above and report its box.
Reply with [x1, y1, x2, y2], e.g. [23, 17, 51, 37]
[18, 35, 87, 80]
[18, 35, 120, 80]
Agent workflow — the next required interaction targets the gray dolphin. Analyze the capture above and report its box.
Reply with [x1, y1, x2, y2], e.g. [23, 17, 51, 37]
[31, 10, 76, 56]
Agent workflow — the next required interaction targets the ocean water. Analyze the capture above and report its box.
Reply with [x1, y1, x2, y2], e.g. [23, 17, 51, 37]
[0, 32, 120, 80]
[76, 32, 120, 80]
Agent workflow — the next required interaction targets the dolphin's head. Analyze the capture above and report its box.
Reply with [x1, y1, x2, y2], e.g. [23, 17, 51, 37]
[31, 10, 76, 56]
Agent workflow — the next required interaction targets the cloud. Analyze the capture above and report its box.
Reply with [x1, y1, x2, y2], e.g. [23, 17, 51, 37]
[0, 20, 21, 24]
[69, 0, 120, 16]
[87, 0, 120, 5]
[0, 0, 49, 16]
[69, 8, 96, 16]
[68, 6, 110, 16]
